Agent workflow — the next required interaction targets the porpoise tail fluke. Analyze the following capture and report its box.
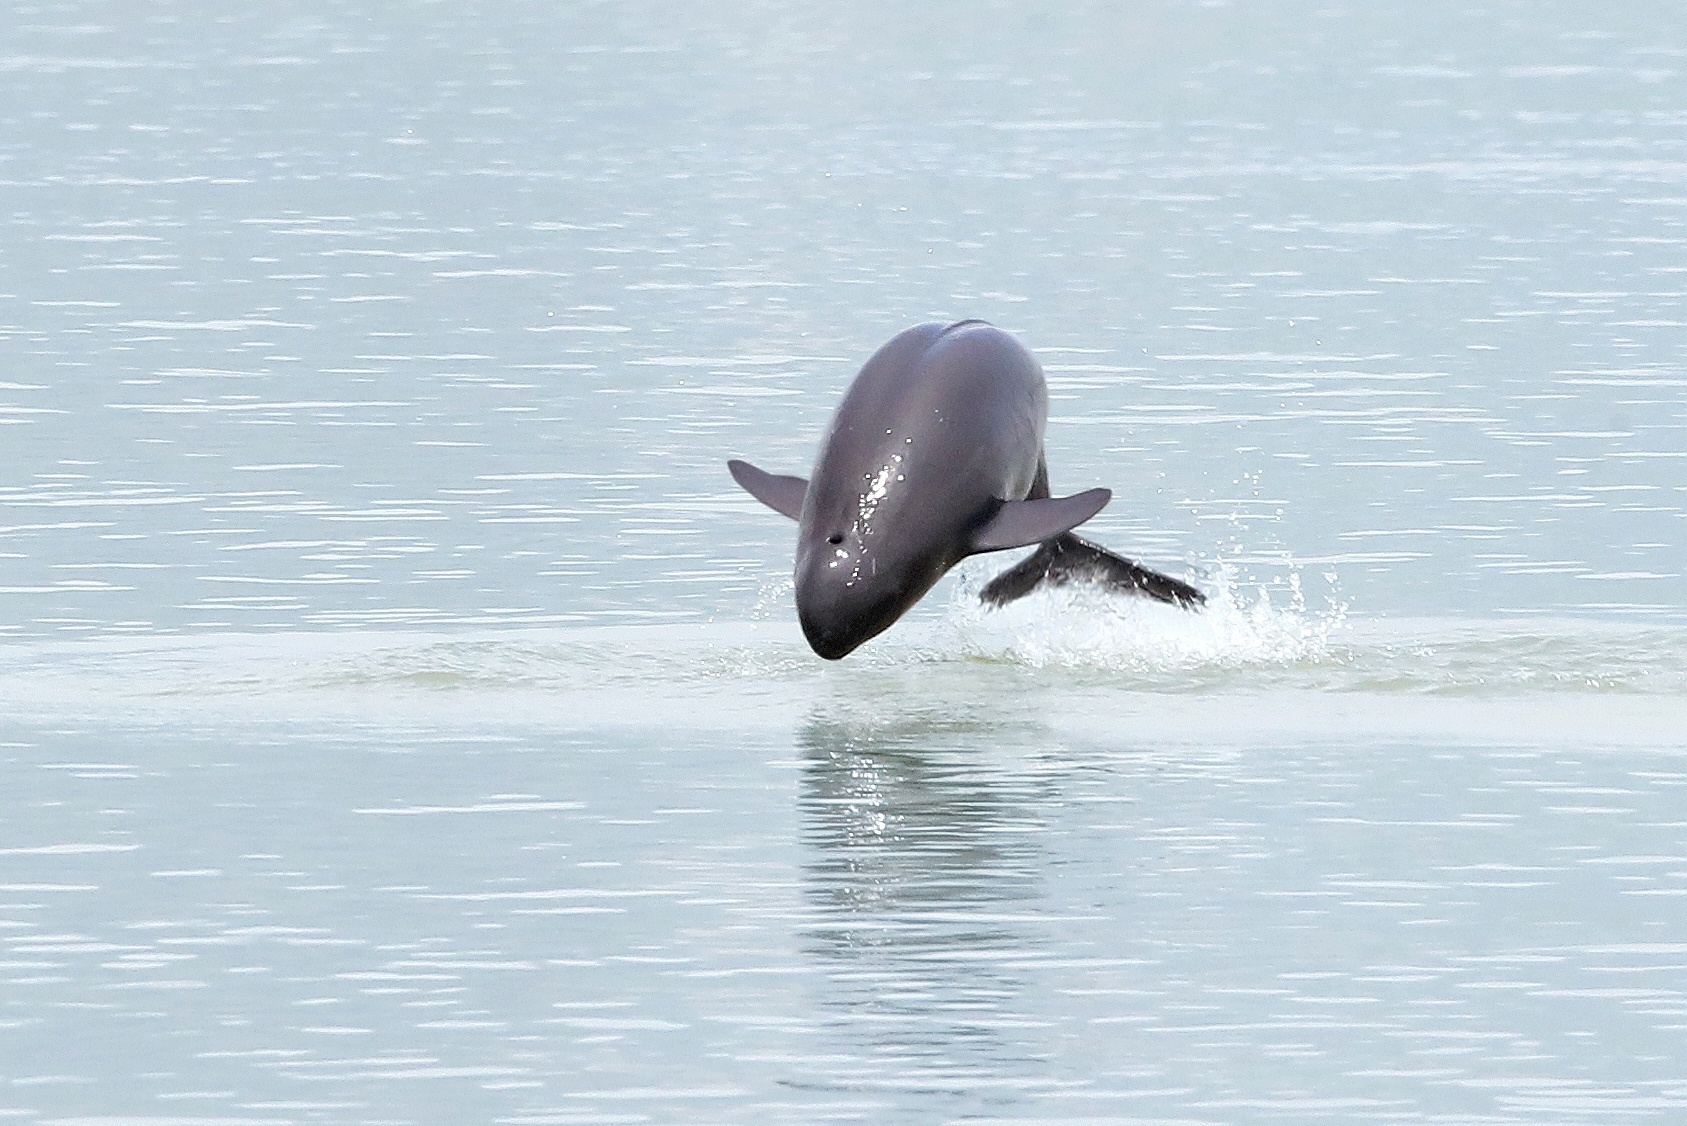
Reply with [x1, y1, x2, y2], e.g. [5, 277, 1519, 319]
[978, 532, 1205, 609]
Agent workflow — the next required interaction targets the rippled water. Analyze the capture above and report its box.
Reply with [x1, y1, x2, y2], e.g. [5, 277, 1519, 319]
[3, 0, 1686, 1122]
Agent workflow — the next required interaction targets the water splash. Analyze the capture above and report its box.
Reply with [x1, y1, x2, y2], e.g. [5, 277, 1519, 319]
[929, 557, 1348, 673]
[749, 571, 795, 622]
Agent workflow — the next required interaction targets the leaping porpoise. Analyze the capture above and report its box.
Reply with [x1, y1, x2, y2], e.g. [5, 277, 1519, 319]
[729, 320, 1203, 659]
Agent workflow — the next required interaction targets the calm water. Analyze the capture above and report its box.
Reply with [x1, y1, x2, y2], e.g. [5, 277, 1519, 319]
[3, 0, 1686, 1122]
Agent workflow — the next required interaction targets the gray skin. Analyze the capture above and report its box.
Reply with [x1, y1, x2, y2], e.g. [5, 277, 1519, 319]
[729, 320, 1201, 659]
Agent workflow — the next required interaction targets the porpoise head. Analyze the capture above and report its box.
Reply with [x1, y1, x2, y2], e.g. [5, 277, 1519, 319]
[795, 532, 950, 660]
[792, 470, 955, 660]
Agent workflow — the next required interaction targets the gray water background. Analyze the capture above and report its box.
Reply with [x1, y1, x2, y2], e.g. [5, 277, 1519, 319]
[2, 1, 1686, 1122]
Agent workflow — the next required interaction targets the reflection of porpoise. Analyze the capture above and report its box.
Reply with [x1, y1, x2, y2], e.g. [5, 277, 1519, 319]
[729, 320, 1203, 659]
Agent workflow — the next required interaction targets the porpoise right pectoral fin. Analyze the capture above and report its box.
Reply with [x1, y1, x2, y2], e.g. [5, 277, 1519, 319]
[979, 532, 1206, 610]
[968, 488, 1111, 553]
[728, 459, 808, 520]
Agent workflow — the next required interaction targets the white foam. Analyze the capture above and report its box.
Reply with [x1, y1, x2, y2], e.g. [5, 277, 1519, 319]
[926, 558, 1348, 673]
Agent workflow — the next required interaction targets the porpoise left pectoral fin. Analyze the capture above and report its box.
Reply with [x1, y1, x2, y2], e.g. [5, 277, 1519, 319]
[968, 488, 1111, 553]
[728, 459, 808, 520]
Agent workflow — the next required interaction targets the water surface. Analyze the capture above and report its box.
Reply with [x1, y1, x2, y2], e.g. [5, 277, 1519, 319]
[2, 0, 1685, 1122]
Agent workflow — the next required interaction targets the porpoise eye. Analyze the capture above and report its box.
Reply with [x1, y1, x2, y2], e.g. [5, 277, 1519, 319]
[827, 534, 843, 545]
